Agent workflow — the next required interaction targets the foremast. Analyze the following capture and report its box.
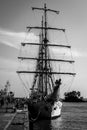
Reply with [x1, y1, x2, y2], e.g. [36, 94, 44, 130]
[17, 4, 76, 96]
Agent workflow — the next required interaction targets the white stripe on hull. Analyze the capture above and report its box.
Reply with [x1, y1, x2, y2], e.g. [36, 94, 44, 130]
[51, 101, 62, 118]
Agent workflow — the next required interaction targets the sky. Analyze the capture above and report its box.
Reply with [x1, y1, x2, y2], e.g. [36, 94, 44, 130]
[0, 0, 87, 98]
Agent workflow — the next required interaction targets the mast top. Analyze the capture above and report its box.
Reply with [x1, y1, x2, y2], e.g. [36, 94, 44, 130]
[32, 3, 59, 15]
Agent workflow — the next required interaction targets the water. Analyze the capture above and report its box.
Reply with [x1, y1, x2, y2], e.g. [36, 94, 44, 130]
[29, 102, 87, 130]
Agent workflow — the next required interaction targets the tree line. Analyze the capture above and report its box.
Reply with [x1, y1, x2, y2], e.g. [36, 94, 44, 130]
[64, 90, 84, 102]
[0, 80, 85, 110]
[0, 81, 27, 111]
[0, 81, 14, 107]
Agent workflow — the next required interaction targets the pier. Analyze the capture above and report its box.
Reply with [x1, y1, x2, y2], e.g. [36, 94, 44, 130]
[0, 110, 29, 130]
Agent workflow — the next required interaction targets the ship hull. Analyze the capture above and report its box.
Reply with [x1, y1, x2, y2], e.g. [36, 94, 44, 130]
[28, 100, 62, 122]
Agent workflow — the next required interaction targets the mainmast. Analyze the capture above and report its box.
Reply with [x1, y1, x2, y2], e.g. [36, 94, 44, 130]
[44, 4, 48, 95]
[29, 3, 61, 95]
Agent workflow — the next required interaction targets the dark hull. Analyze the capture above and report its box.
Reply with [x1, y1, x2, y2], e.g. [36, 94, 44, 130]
[28, 79, 62, 122]
[28, 100, 52, 121]
[28, 100, 62, 122]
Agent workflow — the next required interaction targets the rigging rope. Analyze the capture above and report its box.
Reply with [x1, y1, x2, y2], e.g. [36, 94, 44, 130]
[64, 31, 75, 74]
[60, 75, 75, 96]
[18, 74, 29, 93]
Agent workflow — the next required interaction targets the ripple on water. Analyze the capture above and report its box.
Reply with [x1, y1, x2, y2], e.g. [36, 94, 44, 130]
[29, 102, 87, 130]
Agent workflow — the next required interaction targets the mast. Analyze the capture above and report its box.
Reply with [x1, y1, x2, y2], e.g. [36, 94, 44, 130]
[41, 16, 44, 94]
[38, 16, 44, 93]
[44, 3, 48, 95]
[31, 3, 61, 95]
[17, 4, 76, 95]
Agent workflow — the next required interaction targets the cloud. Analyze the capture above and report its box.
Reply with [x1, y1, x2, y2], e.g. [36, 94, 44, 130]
[1, 40, 19, 49]
[0, 28, 87, 59]
[0, 56, 36, 73]
[0, 28, 39, 74]
[0, 56, 18, 72]
[72, 49, 87, 58]
[0, 28, 39, 49]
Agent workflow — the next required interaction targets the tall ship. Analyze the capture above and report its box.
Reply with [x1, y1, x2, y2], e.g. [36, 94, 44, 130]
[17, 4, 75, 121]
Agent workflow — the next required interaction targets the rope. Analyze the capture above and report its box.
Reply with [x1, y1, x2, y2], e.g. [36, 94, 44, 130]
[18, 74, 29, 93]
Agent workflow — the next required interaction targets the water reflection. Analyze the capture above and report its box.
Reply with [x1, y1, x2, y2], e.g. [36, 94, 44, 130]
[29, 117, 62, 130]
[51, 117, 62, 129]
[29, 103, 87, 130]
[29, 119, 52, 130]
